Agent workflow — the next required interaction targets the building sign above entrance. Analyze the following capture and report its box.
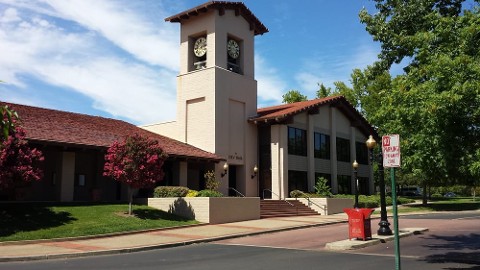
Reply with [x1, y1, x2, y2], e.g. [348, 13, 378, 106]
[228, 152, 243, 162]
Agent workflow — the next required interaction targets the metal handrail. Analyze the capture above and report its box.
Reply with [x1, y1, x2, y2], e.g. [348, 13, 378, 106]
[297, 191, 327, 215]
[262, 189, 294, 207]
[228, 187, 245, 197]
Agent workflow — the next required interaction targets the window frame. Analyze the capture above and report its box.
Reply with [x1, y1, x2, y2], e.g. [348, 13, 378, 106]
[288, 127, 307, 156]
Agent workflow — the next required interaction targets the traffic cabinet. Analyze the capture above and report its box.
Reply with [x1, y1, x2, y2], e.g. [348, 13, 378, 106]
[343, 208, 374, 241]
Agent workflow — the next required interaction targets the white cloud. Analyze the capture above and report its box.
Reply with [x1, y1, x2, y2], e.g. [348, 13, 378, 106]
[255, 54, 287, 107]
[0, 1, 179, 125]
[294, 42, 380, 95]
[0, 7, 20, 23]
[44, 0, 179, 70]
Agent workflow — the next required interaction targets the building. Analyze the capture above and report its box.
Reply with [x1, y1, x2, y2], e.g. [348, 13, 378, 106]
[2, 1, 377, 202]
[142, 1, 377, 199]
[0, 103, 222, 201]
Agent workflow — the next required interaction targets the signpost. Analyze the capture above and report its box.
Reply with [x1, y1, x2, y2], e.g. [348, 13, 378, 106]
[382, 134, 401, 270]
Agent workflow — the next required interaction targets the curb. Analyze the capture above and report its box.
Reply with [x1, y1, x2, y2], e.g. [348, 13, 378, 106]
[325, 227, 429, 251]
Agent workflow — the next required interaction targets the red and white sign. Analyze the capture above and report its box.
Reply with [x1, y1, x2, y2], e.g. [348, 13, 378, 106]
[382, 134, 401, 168]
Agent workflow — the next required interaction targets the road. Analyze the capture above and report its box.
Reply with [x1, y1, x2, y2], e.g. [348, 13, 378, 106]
[1, 211, 478, 270]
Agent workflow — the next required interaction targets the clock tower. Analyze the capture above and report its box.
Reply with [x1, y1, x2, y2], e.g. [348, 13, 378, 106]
[164, 1, 268, 196]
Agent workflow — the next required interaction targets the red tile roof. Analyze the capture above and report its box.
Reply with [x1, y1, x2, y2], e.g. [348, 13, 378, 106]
[165, 1, 268, 35]
[3, 102, 223, 162]
[251, 95, 378, 137]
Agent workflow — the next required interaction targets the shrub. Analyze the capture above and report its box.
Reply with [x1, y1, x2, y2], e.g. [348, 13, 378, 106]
[196, 189, 223, 197]
[204, 170, 220, 191]
[153, 186, 189, 198]
[186, 190, 198, 197]
[314, 177, 332, 197]
[397, 197, 415, 205]
[290, 190, 304, 198]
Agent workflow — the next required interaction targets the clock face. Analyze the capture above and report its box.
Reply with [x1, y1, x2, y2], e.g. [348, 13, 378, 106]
[194, 37, 207, 57]
[227, 39, 240, 59]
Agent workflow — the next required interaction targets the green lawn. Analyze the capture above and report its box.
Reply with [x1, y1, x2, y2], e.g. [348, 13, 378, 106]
[0, 203, 198, 242]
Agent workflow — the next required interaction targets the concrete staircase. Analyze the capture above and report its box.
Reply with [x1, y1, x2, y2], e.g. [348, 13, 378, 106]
[260, 200, 319, 219]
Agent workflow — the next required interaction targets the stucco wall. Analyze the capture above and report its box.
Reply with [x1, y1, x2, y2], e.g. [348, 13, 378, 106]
[148, 197, 260, 224]
[294, 197, 354, 215]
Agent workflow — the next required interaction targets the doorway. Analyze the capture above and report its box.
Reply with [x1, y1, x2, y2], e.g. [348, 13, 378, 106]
[228, 166, 237, 196]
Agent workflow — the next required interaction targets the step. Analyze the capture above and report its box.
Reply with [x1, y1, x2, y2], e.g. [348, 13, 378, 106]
[260, 200, 319, 218]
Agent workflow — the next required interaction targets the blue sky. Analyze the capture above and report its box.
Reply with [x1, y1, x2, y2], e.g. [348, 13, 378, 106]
[0, 0, 382, 125]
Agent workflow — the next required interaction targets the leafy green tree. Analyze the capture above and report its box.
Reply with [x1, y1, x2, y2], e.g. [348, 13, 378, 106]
[314, 177, 332, 197]
[343, 0, 480, 204]
[282, 90, 307, 103]
[1, 105, 18, 142]
[316, 83, 332, 98]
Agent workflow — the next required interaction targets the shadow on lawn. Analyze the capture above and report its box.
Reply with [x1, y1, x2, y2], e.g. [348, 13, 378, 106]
[407, 202, 480, 211]
[133, 208, 193, 222]
[0, 204, 76, 237]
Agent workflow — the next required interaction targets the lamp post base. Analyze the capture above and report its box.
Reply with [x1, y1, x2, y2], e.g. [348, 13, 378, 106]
[377, 220, 393, 235]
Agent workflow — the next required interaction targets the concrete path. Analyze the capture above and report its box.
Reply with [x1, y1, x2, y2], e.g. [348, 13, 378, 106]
[0, 212, 426, 262]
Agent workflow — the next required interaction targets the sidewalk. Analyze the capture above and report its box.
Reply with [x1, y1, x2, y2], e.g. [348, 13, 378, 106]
[0, 214, 349, 262]
[0, 212, 428, 262]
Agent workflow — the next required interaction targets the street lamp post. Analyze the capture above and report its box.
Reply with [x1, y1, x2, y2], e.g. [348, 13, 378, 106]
[353, 160, 359, 208]
[366, 135, 392, 236]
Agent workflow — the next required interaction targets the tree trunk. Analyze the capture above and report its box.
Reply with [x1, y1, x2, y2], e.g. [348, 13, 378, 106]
[128, 186, 133, 215]
[422, 181, 428, 206]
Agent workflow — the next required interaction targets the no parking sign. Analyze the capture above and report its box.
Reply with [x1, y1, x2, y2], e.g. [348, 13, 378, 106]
[382, 134, 401, 168]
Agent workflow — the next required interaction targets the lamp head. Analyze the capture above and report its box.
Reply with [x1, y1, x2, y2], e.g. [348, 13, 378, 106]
[366, 135, 377, 149]
[352, 160, 359, 169]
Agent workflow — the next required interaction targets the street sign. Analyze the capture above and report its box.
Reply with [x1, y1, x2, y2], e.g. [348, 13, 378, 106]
[382, 134, 400, 168]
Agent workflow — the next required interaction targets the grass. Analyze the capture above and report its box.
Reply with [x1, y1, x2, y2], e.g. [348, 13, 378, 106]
[0, 203, 198, 242]
[372, 196, 480, 215]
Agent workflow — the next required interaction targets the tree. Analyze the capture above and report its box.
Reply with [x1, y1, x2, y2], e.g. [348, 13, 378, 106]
[103, 134, 168, 215]
[342, 0, 480, 204]
[1, 105, 18, 141]
[316, 83, 332, 98]
[0, 126, 44, 192]
[282, 90, 307, 103]
[314, 177, 332, 197]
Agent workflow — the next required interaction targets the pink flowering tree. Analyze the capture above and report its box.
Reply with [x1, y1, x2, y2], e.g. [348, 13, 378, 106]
[0, 126, 44, 193]
[103, 134, 168, 215]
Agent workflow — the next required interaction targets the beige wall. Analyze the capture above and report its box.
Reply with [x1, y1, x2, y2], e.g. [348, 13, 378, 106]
[148, 197, 260, 224]
[269, 106, 373, 198]
[148, 9, 259, 197]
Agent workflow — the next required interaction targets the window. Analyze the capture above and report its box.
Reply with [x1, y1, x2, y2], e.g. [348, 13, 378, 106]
[288, 127, 307, 156]
[337, 175, 351, 194]
[288, 170, 308, 194]
[356, 142, 369, 164]
[76, 174, 86, 187]
[314, 132, 330, 159]
[336, 137, 351, 162]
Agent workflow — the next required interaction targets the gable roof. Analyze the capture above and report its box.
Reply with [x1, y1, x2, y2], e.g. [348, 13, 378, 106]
[3, 102, 223, 162]
[165, 1, 268, 36]
[250, 95, 378, 138]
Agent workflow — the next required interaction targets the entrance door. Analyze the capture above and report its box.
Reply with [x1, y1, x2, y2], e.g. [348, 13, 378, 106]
[228, 166, 237, 196]
[259, 168, 272, 198]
